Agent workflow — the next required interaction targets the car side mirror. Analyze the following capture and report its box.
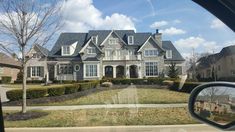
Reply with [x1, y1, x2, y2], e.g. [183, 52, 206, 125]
[189, 82, 235, 130]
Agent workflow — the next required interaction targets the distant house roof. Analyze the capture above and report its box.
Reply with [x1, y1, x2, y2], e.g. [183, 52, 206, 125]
[162, 41, 185, 61]
[194, 45, 235, 70]
[0, 53, 21, 68]
[35, 44, 49, 56]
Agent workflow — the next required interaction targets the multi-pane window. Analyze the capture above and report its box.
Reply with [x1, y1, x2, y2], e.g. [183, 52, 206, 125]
[31, 66, 41, 77]
[109, 38, 118, 45]
[32, 53, 40, 58]
[91, 36, 98, 44]
[128, 36, 134, 45]
[62, 46, 70, 55]
[86, 64, 97, 77]
[145, 62, 158, 76]
[105, 49, 112, 60]
[59, 64, 73, 74]
[166, 50, 172, 59]
[87, 47, 96, 54]
[144, 50, 158, 57]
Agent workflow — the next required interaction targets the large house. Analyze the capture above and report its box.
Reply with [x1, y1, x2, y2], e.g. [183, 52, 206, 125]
[188, 45, 235, 81]
[0, 53, 21, 82]
[26, 30, 185, 81]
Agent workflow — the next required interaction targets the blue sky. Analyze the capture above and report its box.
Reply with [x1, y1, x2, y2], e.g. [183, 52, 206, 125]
[60, 0, 234, 58]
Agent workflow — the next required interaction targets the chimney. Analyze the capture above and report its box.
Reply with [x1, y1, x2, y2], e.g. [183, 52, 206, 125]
[154, 29, 162, 48]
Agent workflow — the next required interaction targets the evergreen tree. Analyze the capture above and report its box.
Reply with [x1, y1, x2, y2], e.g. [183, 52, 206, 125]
[168, 62, 179, 78]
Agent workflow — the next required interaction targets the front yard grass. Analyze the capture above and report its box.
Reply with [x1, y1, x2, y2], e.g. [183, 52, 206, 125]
[3, 107, 198, 127]
[41, 88, 189, 106]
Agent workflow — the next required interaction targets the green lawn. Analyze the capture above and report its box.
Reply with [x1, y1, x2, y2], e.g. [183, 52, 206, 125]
[3, 107, 198, 127]
[41, 88, 189, 106]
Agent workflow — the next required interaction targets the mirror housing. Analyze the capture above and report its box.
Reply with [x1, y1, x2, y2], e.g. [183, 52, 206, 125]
[189, 82, 235, 130]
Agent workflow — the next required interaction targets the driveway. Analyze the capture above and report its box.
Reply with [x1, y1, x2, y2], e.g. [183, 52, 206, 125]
[0, 85, 9, 102]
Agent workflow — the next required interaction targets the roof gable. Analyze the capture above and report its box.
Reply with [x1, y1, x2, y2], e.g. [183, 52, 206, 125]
[162, 41, 185, 61]
[137, 36, 165, 52]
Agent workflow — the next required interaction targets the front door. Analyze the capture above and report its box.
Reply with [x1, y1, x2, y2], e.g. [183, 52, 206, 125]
[129, 65, 138, 78]
[105, 66, 113, 78]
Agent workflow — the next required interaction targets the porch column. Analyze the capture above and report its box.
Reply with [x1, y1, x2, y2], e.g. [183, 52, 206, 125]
[138, 65, 142, 78]
[126, 65, 129, 78]
[113, 65, 116, 78]
[103, 65, 106, 77]
[47, 72, 49, 82]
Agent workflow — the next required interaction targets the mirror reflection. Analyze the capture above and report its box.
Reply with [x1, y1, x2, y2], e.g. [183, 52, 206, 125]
[194, 86, 235, 125]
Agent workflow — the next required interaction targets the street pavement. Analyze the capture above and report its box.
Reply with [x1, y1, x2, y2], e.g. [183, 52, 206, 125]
[5, 124, 228, 132]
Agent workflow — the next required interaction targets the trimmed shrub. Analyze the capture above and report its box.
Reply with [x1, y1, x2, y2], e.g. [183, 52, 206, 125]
[6, 89, 23, 101]
[26, 88, 47, 99]
[65, 85, 78, 94]
[14, 80, 45, 84]
[147, 77, 165, 85]
[48, 86, 65, 96]
[169, 81, 202, 93]
[80, 83, 91, 91]
[0, 80, 2, 84]
[2, 76, 12, 84]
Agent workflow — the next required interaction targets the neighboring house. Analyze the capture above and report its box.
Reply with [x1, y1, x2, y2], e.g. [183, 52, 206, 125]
[188, 45, 235, 80]
[27, 30, 185, 81]
[26, 44, 49, 81]
[0, 53, 21, 82]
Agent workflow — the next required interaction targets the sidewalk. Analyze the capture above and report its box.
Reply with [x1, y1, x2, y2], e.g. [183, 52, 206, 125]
[5, 124, 221, 132]
[3, 103, 187, 111]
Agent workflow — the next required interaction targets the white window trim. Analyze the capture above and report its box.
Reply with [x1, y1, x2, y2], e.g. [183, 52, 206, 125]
[145, 61, 159, 77]
[58, 63, 73, 75]
[144, 49, 158, 57]
[74, 64, 80, 72]
[61, 45, 70, 56]
[128, 36, 134, 45]
[87, 47, 96, 54]
[84, 64, 99, 78]
[31, 66, 41, 77]
[91, 36, 98, 44]
[109, 38, 118, 45]
[166, 50, 172, 59]
[104, 48, 113, 60]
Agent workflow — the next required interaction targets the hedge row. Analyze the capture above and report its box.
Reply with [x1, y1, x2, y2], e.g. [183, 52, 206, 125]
[169, 81, 202, 93]
[1, 76, 12, 84]
[14, 80, 94, 84]
[14, 80, 45, 84]
[101, 77, 175, 85]
[6, 81, 99, 101]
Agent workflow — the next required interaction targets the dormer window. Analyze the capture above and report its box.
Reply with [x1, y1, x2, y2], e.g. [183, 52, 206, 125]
[166, 50, 172, 59]
[87, 47, 96, 54]
[91, 36, 98, 44]
[128, 36, 134, 45]
[62, 45, 70, 56]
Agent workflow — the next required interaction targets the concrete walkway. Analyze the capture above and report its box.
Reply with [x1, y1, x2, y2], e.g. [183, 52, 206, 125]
[0, 85, 9, 102]
[5, 124, 223, 132]
[3, 103, 187, 111]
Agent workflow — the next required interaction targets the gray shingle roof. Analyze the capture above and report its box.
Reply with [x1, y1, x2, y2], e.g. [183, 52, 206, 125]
[162, 41, 185, 61]
[50, 33, 87, 56]
[83, 57, 99, 61]
[35, 44, 49, 56]
[49, 30, 184, 62]
[0, 52, 21, 68]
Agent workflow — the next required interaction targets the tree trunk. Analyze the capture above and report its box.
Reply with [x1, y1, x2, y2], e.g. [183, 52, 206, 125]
[22, 47, 27, 113]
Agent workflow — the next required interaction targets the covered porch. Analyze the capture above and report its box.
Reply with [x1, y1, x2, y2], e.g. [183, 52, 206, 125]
[103, 64, 142, 79]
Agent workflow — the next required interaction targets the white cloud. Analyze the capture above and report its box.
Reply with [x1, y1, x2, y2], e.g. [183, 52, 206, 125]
[150, 20, 168, 29]
[62, 0, 136, 32]
[173, 19, 181, 24]
[210, 19, 226, 29]
[159, 27, 186, 35]
[174, 36, 222, 53]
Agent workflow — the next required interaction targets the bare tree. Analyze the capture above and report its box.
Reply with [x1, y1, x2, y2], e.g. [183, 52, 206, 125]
[0, 0, 63, 113]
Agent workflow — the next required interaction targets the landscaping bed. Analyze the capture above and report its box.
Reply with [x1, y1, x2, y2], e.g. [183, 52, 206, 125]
[3, 107, 198, 127]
